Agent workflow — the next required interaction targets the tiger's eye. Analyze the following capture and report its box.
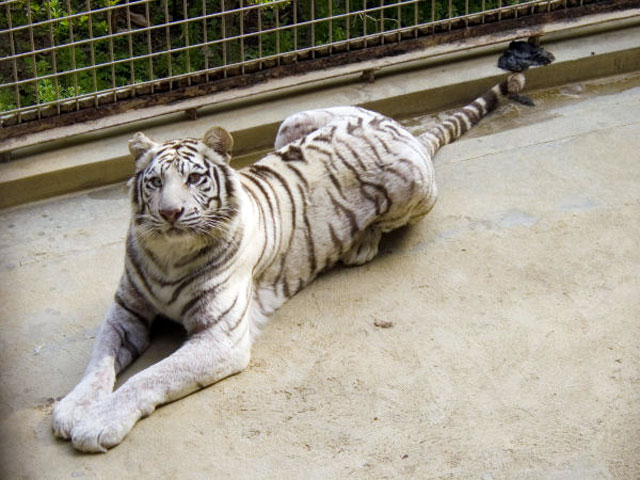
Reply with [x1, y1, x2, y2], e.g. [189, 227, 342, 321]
[149, 177, 162, 188]
[187, 173, 203, 185]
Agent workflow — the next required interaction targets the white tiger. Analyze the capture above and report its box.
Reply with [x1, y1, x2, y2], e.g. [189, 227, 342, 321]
[53, 73, 526, 452]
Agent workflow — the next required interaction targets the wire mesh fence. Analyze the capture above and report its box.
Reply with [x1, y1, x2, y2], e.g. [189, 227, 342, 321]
[1, 0, 596, 127]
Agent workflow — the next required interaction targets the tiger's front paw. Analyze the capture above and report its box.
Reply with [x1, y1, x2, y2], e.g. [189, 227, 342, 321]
[53, 395, 89, 440]
[53, 368, 116, 440]
[53, 385, 105, 440]
[70, 396, 141, 453]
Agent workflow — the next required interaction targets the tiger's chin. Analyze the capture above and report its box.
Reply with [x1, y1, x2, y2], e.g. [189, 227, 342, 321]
[163, 226, 190, 237]
[134, 224, 199, 245]
[157, 225, 209, 245]
[153, 224, 228, 246]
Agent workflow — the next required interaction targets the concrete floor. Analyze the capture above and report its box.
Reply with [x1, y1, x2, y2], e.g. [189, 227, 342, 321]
[1, 74, 639, 479]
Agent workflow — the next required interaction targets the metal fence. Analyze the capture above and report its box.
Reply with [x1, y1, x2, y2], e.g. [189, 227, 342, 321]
[0, 0, 602, 127]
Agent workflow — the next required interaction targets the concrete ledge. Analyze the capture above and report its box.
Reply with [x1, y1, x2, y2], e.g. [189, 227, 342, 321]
[1, 19, 639, 209]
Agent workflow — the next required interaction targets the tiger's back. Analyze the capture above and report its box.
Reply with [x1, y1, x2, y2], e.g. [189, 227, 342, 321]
[241, 106, 437, 314]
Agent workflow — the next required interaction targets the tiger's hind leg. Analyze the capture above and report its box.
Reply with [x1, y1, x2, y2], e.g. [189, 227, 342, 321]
[275, 107, 376, 150]
[274, 110, 337, 149]
[340, 225, 382, 266]
[407, 188, 438, 226]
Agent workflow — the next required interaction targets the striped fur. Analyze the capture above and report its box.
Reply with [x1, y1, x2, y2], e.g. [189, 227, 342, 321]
[53, 73, 526, 452]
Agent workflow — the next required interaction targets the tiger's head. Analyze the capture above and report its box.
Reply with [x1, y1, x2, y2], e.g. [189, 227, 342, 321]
[128, 127, 241, 243]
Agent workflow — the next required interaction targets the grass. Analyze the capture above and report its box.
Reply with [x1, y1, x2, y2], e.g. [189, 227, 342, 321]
[0, 0, 520, 113]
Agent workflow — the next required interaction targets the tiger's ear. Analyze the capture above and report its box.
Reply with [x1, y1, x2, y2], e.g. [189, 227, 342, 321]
[202, 126, 234, 160]
[129, 132, 157, 171]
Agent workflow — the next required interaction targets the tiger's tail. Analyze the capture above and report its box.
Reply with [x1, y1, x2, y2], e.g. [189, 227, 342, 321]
[418, 73, 526, 157]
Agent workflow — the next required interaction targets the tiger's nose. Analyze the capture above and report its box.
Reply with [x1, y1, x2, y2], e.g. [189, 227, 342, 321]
[159, 207, 184, 224]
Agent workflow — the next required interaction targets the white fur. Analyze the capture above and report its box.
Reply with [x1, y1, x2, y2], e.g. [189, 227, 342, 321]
[53, 74, 522, 451]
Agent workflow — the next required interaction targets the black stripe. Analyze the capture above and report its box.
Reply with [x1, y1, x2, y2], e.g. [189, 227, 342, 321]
[299, 184, 317, 275]
[282, 144, 305, 162]
[305, 143, 333, 157]
[153, 241, 226, 289]
[245, 167, 279, 252]
[312, 125, 337, 144]
[113, 322, 140, 359]
[346, 116, 363, 134]
[482, 88, 499, 112]
[349, 127, 384, 168]
[465, 103, 483, 122]
[364, 179, 392, 216]
[241, 174, 273, 270]
[284, 162, 310, 190]
[271, 255, 290, 299]
[242, 169, 299, 293]
[443, 121, 457, 140]
[227, 294, 252, 333]
[454, 113, 469, 135]
[114, 293, 149, 327]
[200, 152, 217, 169]
[293, 278, 305, 296]
[385, 161, 415, 188]
[340, 140, 367, 171]
[281, 271, 291, 298]
[181, 144, 200, 155]
[200, 166, 221, 210]
[328, 223, 343, 252]
[326, 169, 346, 199]
[188, 292, 241, 332]
[180, 283, 219, 317]
[174, 243, 214, 269]
[133, 172, 143, 213]
[327, 189, 359, 237]
[246, 166, 302, 260]
[222, 165, 236, 199]
[396, 157, 424, 180]
[171, 232, 243, 306]
[368, 115, 385, 130]
[248, 167, 284, 235]
[377, 135, 392, 154]
[139, 242, 165, 273]
[334, 146, 363, 177]
[334, 149, 391, 216]
[124, 268, 146, 304]
[217, 295, 239, 326]
[125, 236, 157, 300]
[385, 123, 414, 142]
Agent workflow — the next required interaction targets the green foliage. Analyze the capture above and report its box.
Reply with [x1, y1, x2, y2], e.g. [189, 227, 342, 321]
[1, 0, 526, 112]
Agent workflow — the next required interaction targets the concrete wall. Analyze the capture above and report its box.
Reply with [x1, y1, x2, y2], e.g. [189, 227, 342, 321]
[1, 17, 639, 209]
